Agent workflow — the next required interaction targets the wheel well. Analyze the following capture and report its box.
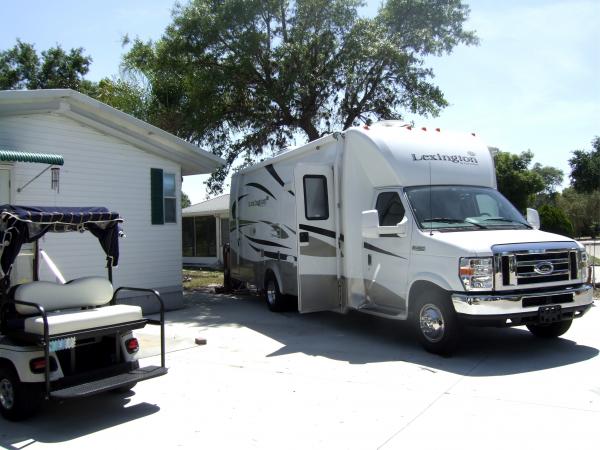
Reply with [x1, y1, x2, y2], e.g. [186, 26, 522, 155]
[408, 281, 450, 316]
[0, 357, 16, 372]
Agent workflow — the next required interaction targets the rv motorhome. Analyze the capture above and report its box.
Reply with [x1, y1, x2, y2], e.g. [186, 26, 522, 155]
[228, 121, 593, 354]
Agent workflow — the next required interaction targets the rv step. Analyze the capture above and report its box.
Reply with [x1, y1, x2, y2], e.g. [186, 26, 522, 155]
[50, 365, 168, 400]
[358, 304, 404, 317]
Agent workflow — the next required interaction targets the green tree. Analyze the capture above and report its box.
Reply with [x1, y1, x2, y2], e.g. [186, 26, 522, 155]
[0, 39, 94, 92]
[181, 191, 191, 209]
[538, 204, 574, 237]
[558, 188, 600, 238]
[494, 150, 545, 212]
[122, 0, 478, 194]
[569, 137, 600, 193]
[94, 77, 151, 120]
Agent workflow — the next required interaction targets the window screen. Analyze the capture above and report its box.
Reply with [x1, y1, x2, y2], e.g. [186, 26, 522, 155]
[194, 216, 217, 257]
[182, 217, 195, 257]
[303, 175, 329, 220]
[375, 192, 405, 226]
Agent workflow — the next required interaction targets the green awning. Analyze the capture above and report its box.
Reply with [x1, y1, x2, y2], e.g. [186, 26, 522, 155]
[0, 150, 64, 166]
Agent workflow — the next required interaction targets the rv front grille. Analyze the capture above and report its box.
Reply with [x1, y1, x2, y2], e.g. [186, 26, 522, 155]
[493, 244, 581, 291]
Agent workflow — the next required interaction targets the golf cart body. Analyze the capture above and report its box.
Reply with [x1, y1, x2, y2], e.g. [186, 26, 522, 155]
[0, 205, 167, 420]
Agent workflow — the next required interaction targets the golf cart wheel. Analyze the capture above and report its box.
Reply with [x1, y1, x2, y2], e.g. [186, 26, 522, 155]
[413, 293, 460, 356]
[264, 272, 287, 312]
[526, 319, 572, 338]
[0, 365, 42, 421]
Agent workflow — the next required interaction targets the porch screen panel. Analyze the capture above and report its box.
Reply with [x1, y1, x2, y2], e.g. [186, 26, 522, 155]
[194, 216, 217, 257]
[182, 217, 195, 257]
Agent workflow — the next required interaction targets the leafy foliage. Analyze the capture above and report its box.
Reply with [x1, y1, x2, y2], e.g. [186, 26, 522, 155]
[181, 191, 192, 209]
[569, 137, 600, 193]
[122, 0, 478, 194]
[494, 150, 545, 212]
[538, 204, 574, 237]
[557, 188, 600, 238]
[0, 39, 94, 92]
[93, 77, 152, 120]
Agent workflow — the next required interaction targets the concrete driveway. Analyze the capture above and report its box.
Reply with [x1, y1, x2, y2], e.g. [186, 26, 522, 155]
[1, 290, 598, 449]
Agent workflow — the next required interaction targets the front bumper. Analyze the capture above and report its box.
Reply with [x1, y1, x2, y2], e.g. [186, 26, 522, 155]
[451, 285, 593, 325]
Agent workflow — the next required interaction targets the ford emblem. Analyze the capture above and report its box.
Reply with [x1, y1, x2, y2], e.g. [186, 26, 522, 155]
[534, 261, 554, 275]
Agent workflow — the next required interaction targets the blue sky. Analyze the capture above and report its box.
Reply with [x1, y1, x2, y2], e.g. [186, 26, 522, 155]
[1, 0, 599, 203]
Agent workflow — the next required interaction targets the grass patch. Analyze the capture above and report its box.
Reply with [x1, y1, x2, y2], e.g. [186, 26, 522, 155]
[589, 255, 600, 265]
[183, 268, 223, 290]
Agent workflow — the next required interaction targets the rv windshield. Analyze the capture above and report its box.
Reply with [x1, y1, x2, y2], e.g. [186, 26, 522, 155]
[405, 185, 531, 231]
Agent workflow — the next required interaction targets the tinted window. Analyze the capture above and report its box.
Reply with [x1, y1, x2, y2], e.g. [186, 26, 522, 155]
[375, 192, 405, 226]
[303, 175, 329, 220]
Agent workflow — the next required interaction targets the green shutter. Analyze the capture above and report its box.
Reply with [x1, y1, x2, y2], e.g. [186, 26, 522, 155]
[151, 168, 164, 224]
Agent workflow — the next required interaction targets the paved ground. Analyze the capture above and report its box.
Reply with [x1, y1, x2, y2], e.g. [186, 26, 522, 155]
[1, 290, 599, 450]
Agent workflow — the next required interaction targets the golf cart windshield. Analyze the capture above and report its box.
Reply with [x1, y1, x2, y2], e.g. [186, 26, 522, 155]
[0, 205, 122, 277]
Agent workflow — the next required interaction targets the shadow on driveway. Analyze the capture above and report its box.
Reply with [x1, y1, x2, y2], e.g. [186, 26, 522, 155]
[176, 290, 599, 376]
[0, 391, 159, 448]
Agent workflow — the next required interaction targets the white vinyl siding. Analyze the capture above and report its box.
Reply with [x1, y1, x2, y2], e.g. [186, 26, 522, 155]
[0, 114, 182, 292]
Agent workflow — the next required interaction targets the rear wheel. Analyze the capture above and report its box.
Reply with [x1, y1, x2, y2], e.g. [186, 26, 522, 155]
[264, 273, 288, 312]
[413, 293, 460, 356]
[526, 319, 572, 338]
[0, 366, 42, 421]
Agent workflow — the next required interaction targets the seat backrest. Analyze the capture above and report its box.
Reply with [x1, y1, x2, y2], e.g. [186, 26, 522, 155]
[13, 277, 114, 315]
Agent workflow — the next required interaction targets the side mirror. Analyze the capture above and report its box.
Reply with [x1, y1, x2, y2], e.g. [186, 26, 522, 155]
[361, 210, 379, 239]
[396, 216, 408, 237]
[378, 216, 409, 237]
[526, 208, 540, 230]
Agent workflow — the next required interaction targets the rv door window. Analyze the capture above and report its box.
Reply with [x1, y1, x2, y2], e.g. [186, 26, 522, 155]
[303, 175, 329, 220]
[375, 192, 405, 226]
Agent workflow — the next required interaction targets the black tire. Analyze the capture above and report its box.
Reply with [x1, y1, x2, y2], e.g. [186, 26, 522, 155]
[413, 292, 460, 356]
[264, 273, 288, 312]
[526, 319, 572, 338]
[0, 365, 43, 421]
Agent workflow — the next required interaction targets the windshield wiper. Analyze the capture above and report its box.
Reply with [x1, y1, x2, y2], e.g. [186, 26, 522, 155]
[481, 217, 530, 227]
[423, 218, 486, 228]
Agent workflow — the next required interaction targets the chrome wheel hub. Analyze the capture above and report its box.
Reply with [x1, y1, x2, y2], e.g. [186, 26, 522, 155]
[419, 304, 445, 343]
[0, 378, 15, 410]
[266, 280, 277, 305]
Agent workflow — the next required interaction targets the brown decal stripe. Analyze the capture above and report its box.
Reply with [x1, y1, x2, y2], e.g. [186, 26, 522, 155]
[243, 233, 290, 249]
[363, 242, 406, 259]
[246, 182, 276, 200]
[299, 224, 344, 241]
[248, 243, 297, 262]
[265, 164, 285, 187]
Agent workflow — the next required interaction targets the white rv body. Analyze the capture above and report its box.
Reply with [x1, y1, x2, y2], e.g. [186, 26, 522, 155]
[229, 122, 592, 350]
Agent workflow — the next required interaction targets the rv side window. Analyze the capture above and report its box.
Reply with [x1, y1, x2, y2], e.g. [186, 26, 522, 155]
[303, 175, 329, 220]
[375, 192, 405, 226]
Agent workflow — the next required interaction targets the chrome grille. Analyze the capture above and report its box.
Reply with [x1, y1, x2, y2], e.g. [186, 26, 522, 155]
[493, 242, 581, 290]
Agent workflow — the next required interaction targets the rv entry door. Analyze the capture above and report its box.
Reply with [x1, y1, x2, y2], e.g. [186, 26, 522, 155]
[294, 164, 340, 313]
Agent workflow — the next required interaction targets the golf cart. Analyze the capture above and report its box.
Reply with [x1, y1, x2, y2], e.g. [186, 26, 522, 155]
[0, 205, 167, 421]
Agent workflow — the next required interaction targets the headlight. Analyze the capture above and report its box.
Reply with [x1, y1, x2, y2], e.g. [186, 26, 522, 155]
[459, 257, 494, 291]
[580, 250, 589, 281]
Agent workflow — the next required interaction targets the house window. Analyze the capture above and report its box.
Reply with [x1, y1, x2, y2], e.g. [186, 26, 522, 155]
[151, 168, 177, 224]
[375, 192, 405, 226]
[182, 216, 217, 257]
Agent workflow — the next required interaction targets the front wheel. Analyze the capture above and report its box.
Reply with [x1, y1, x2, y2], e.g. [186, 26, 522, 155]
[413, 294, 460, 356]
[0, 366, 42, 421]
[526, 319, 572, 338]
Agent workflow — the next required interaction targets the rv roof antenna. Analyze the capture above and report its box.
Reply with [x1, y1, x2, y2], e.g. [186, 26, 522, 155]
[429, 161, 433, 236]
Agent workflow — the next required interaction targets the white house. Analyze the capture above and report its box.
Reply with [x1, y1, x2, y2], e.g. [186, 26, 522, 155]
[182, 194, 230, 267]
[0, 89, 224, 311]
